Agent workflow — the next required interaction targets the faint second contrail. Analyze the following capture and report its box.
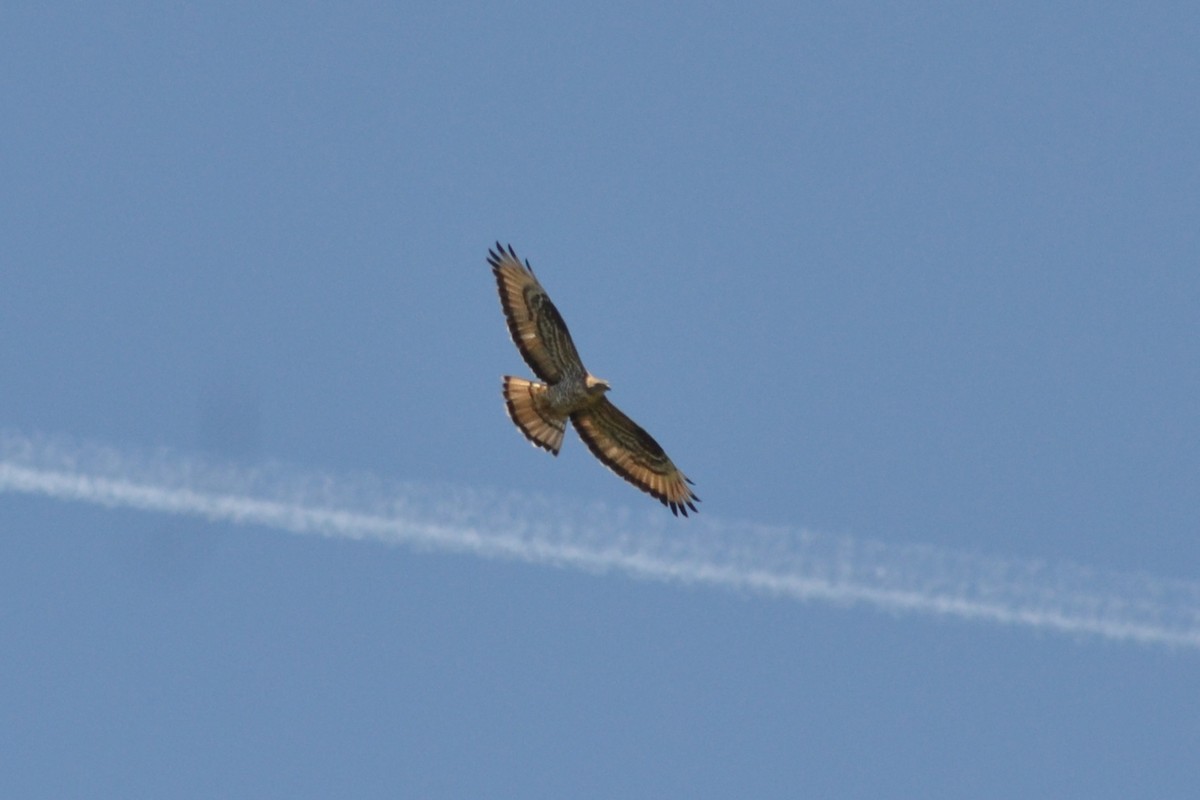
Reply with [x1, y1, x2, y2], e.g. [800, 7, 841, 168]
[1, 430, 1197, 649]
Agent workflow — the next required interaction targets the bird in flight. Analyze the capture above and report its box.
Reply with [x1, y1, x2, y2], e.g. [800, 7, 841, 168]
[489, 243, 699, 516]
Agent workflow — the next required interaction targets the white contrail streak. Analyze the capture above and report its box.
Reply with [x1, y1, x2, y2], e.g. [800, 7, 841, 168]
[2, 430, 1198, 649]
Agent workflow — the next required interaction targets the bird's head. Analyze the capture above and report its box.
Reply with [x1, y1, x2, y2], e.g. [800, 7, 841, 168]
[585, 374, 611, 397]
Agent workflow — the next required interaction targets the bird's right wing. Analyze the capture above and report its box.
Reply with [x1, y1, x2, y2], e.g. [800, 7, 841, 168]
[489, 243, 585, 383]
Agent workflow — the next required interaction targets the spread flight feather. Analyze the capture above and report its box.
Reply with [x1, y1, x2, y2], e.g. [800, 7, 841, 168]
[489, 243, 699, 516]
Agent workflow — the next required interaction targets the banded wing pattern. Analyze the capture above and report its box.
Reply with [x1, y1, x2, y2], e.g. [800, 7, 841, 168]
[488, 244, 585, 383]
[572, 398, 699, 516]
[490, 242, 699, 517]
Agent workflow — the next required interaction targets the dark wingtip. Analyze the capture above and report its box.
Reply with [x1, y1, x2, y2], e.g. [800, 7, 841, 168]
[488, 241, 515, 263]
[488, 242, 534, 274]
[667, 496, 695, 517]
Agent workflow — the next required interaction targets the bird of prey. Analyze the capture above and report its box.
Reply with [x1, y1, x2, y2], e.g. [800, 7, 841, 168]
[489, 243, 699, 516]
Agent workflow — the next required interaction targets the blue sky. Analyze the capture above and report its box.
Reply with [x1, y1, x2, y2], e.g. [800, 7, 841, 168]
[2, 3, 1198, 797]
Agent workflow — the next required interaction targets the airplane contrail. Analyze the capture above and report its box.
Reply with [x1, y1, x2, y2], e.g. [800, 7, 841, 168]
[1, 429, 1198, 649]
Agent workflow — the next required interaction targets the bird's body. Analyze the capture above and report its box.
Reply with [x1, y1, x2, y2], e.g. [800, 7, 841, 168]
[489, 243, 699, 516]
[543, 373, 608, 415]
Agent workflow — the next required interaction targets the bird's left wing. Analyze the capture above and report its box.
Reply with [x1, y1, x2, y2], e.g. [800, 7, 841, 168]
[571, 397, 699, 516]
[489, 243, 585, 384]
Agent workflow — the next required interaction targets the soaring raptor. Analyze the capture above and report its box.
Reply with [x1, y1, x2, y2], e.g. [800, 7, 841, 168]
[489, 243, 699, 516]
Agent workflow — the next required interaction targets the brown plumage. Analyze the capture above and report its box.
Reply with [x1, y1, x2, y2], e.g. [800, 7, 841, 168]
[489, 243, 699, 516]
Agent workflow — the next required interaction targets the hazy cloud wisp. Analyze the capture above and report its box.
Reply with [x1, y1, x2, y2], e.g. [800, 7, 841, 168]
[2, 430, 1197, 649]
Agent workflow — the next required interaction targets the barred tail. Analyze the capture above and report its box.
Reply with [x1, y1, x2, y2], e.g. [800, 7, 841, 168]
[502, 376, 566, 455]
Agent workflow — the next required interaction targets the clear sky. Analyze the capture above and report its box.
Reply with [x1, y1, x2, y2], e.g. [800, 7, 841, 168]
[2, 3, 1198, 797]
